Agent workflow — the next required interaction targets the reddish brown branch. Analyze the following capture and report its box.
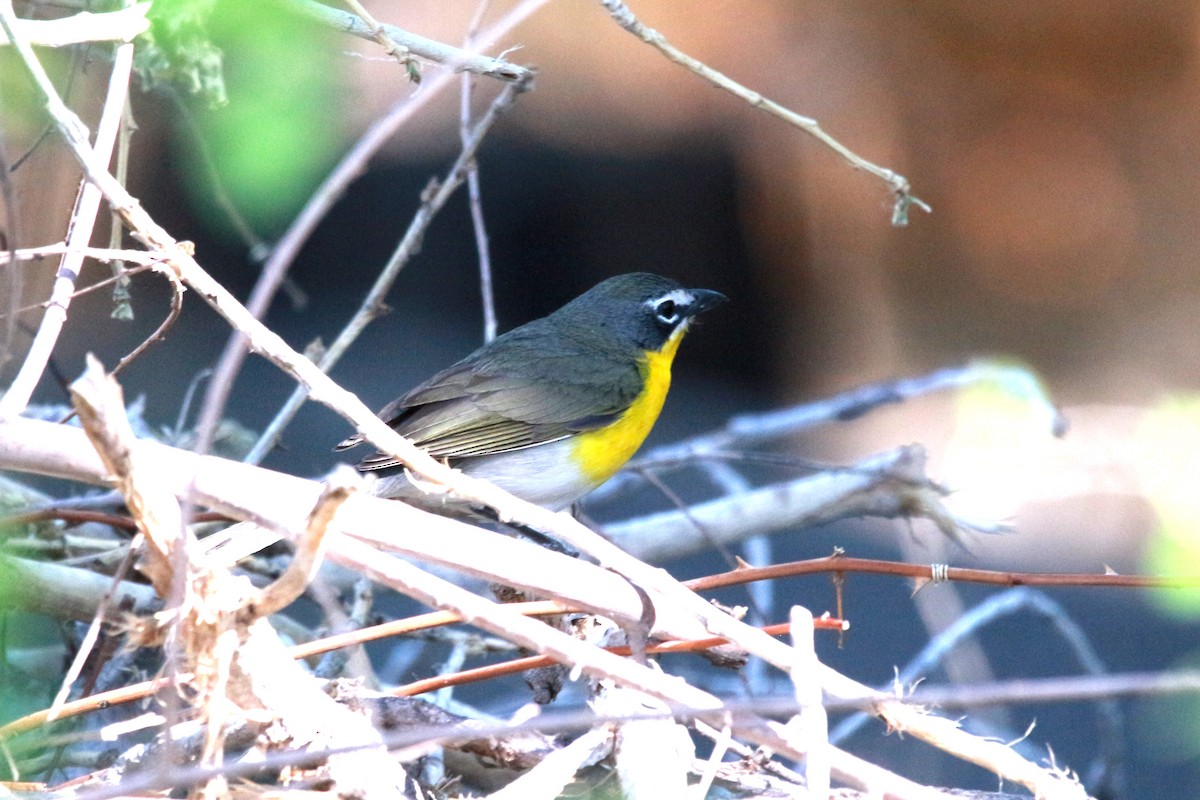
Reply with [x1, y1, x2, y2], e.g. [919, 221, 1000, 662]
[684, 554, 1200, 592]
[5, 507, 227, 531]
[392, 619, 846, 697]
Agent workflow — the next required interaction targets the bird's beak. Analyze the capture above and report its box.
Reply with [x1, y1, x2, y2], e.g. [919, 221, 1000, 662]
[688, 288, 729, 315]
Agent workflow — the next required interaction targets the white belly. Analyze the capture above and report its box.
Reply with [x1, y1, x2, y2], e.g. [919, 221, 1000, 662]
[368, 437, 597, 511]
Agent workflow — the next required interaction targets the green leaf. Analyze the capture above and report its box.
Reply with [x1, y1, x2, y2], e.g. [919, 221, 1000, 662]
[178, 0, 344, 238]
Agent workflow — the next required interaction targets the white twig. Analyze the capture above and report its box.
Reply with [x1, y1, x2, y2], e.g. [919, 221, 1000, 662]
[902, 669, 1200, 709]
[340, 0, 420, 76]
[485, 726, 612, 800]
[692, 718, 732, 800]
[0, 244, 164, 266]
[606, 683, 693, 798]
[788, 605, 829, 798]
[0, 2, 149, 47]
[2, 415, 1089, 799]
[0, 24, 133, 418]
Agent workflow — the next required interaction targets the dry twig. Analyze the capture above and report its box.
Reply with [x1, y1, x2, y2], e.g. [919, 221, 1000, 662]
[598, 0, 930, 225]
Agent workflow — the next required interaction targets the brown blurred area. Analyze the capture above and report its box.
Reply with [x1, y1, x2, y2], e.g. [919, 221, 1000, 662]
[352, 1, 1200, 397]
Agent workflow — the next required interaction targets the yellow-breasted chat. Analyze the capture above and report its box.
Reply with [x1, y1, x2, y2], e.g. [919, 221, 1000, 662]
[337, 273, 727, 511]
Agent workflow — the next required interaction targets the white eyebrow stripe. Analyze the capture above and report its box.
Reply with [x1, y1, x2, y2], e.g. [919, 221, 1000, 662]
[644, 289, 694, 309]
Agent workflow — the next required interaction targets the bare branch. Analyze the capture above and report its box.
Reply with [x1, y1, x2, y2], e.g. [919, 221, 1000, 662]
[0, 244, 165, 265]
[68, 355, 185, 594]
[605, 446, 984, 562]
[242, 76, 527, 464]
[0, 2, 149, 47]
[598, 0, 929, 225]
[0, 555, 158, 622]
[281, 0, 531, 82]
[1, 415, 1090, 798]
[242, 469, 354, 619]
[202, 0, 551, 462]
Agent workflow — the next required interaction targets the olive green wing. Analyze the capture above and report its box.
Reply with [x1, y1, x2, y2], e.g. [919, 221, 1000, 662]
[343, 337, 642, 471]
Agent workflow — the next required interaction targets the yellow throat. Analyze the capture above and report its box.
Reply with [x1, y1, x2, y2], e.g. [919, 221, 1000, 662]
[571, 325, 687, 485]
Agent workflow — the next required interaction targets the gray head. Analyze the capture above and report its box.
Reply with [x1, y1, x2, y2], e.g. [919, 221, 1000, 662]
[550, 273, 728, 352]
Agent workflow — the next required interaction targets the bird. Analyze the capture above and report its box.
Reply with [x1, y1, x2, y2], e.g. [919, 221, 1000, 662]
[336, 272, 727, 512]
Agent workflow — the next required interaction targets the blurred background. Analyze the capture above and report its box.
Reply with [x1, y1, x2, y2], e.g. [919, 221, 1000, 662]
[5, 0, 1200, 795]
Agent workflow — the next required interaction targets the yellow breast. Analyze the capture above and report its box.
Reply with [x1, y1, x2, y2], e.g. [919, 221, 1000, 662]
[570, 326, 686, 485]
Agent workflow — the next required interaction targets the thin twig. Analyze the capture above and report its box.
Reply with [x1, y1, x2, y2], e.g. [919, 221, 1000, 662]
[110, 268, 183, 378]
[204, 0, 551, 464]
[52, 267, 181, 425]
[393, 621, 838, 698]
[788, 606, 830, 798]
[243, 77, 527, 464]
[0, 244, 165, 266]
[693, 719, 735, 800]
[598, 0, 930, 226]
[45, 533, 143, 722]
[830, 587, 1120, 751]
[0, 262, 155, 320]
[462, 0, 498, 342]
[340, 0, 421, 80]
[282, 0, 530, 82]
[165, 91, 269, 261]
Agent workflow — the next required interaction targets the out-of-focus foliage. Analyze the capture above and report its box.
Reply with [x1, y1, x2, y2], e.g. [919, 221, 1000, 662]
[136, 0, 226, 106]
[943, 360, 1060, 523]
[0, 560, 57, 781]
[173, 0, 345, 238]
[1136, 397, 1200, 615]
[0, 47, 69, 139]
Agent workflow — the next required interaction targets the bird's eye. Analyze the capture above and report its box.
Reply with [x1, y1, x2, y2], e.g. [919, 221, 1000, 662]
[654, 299, 679, 326]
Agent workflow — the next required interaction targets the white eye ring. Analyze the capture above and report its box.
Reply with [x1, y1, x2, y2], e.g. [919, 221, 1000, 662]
[648, 289, 691, 327]
[655, 299, 680, 325]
